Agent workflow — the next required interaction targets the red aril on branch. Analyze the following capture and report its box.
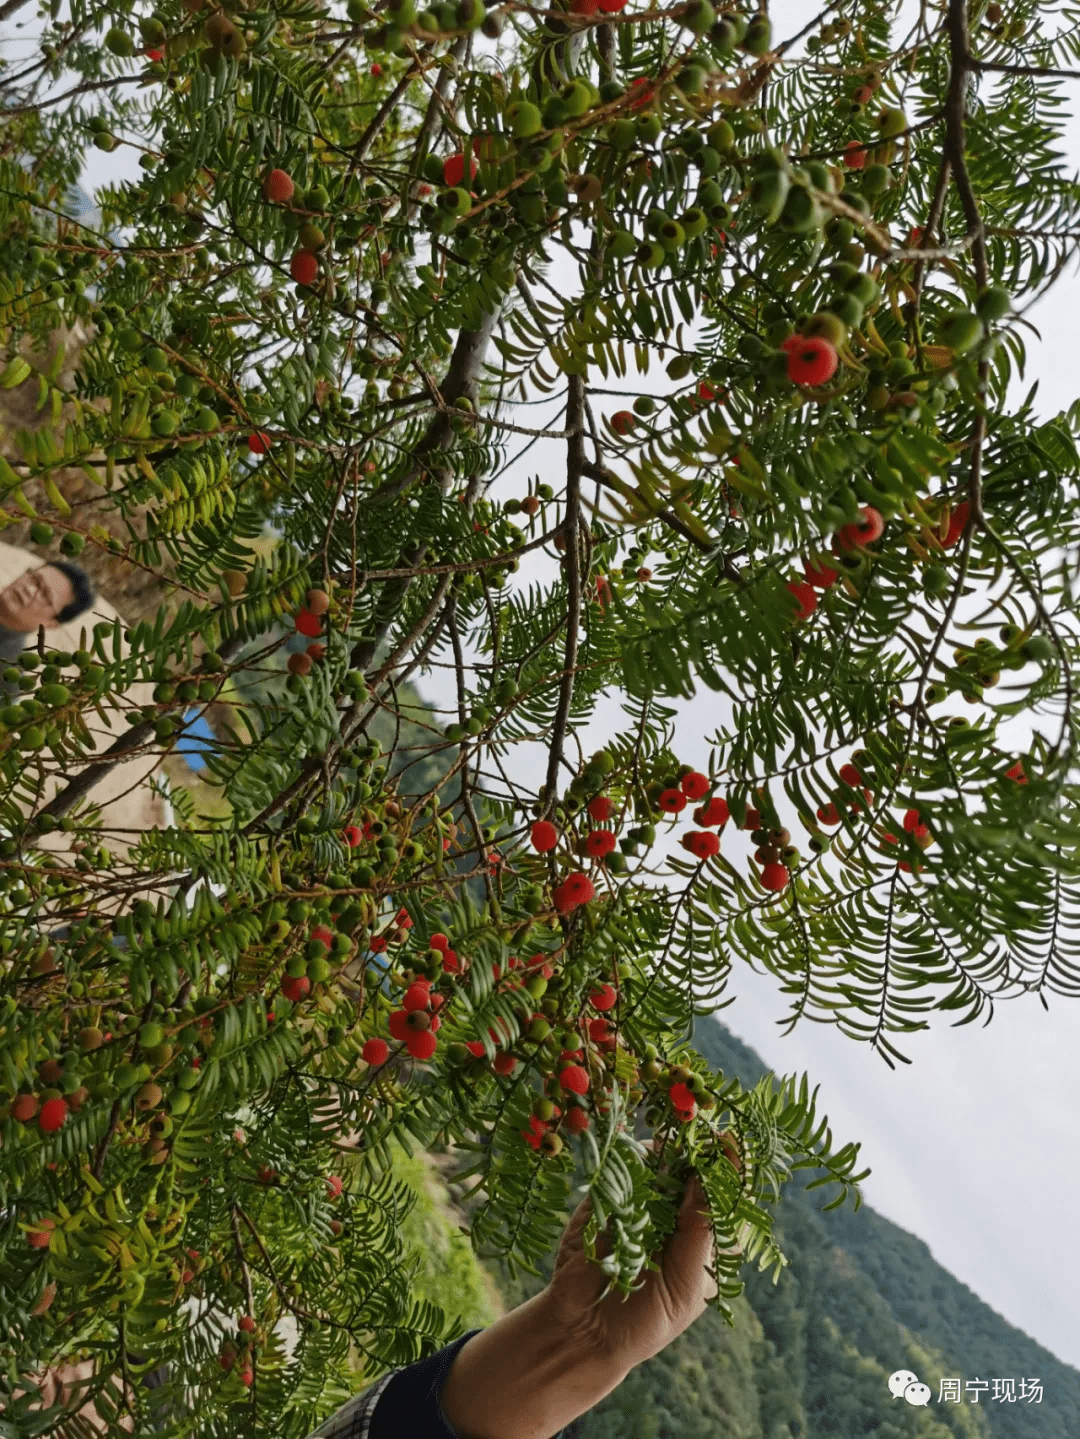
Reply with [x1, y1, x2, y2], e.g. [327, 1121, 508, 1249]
[682, 829, 720, 859]
[785, 337, 838, 387]
[38, 1097, 68, 1133]
[531, 819, 558, 852]
[362, 1038, 389, 1065]
[680, 770, 709, 800]
[388, 1010, 412, 1041]
[294, 609, 321, 637]
[839, 763, 862, 787]
[263, 168, 294, 204]
[587, 794, 614, 821]
[429, 932, 449, 952]
[442, 152, 478, 187]
[611, 410, 635, 436]
[817, 803, 840, 826]
[657, 788, 687, 814]
[787, 581, 818, 622]
[406, 1030, 438, 1060]
[804, 556, 838, 589]
[838, 506, 885, 550]
[27, 1218, 54, 1248]
[903, 808, 922, 833]
[760, 862, 790, 892]
[281, 974, 311, 1002]
[589, 983, 617, 1010]
[585, 829, 616, 857]
[564, 1107, 591, 1134]
[290, 250, 318, 286]
[1006, 759, 1028, 784]
[558, 1064, 590, 1094]
[403, 983, 430, 1013]
[248, 431, 272, 455]
[343, 825, 362, 847]
[843, 139, 867, 170]
[694, 796, 729, 827]
[942, 501, 970, 548]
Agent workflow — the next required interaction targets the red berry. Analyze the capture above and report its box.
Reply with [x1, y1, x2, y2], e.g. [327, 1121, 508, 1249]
[743, 807, 761, 830]
[843, 139, 867, 171]
[587, 795, 614, 822]
[403, 982, 431, 1013]
[558, 1064, 590, 1094]
[942, 501, 970, 548]
[585, 829, 616, 857]
[343, 825, 362, 847]
[248, 430, 272, 455]
[589, 983, 617, 1011]
[611, 409, 635, 436]
[369, 935, 387, 953]
[291, 250, 318, 286]
[263, 168, 294, 204]
[10, 1093, 38, 1123]
[238, 1315, 255, 1333]
[442, 152, 478, 188]
[698, 381, 715, 402]
[27, 1218, 54, 1248]
[760, 862, 790, 892]
[1005, 759, 1028, 784]
[239, 1370, 254, 1387]
[311, 925, 334, 947]
[571, 0, 600, 12]
[668, 1081, 695, 1111]
[588, 1017, 612, 1043]
[370, 62, 382, 75]
[680, 771, 710, 800]
[804, 556, 838, 589]
[682, 829, 721, 859]
[294, 609, 321, 637]
[561, 871, 595, 908]
[903, 808, 921, 833]
[839, 763, 862, 787]
[388, 1010, 411, 1041]
[694, 796, 730, 828]
[406, 1030, 438, 1060]
[817, 803, 841, 826]
[838, 505, 885, 550]
[785, 337, 838, 387]
[531, 819, 558, 852]
[38, 1097, 67, 1133]
[599, 0, 627, 11]
[281, 974, 311, 1003]
[492, 1052, 517, 1075]
[464, 1040, 485, 1057]
[564, 1107, 591, 1134]
[675, 1103, 697, 1123]
[657, 788, 687, 814]
[441, 949, 461, 973]
[429, 932, 449, 951]
[362, 1038, 388, 1065]
[787, 581, 818, 622]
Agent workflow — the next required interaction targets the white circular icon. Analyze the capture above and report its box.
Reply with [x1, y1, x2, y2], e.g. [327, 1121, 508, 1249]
[904, 1381, 932, 1407]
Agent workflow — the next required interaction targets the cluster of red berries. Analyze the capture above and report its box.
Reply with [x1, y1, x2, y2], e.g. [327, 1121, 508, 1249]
[385, 977, 444, 1060]
[789, 505, 886, 622]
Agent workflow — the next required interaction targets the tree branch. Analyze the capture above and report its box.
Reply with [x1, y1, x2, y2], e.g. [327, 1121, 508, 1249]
[543, 374, 586, 816]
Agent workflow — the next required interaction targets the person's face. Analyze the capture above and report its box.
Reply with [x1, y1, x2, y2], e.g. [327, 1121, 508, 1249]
[0, 566, 75, 632]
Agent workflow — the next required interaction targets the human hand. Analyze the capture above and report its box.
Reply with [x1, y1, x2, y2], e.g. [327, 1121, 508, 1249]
[543, 1143, 729, 1375]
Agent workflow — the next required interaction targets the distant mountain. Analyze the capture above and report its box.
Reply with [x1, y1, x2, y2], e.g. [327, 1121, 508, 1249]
[602, 1015, 1080, 1439]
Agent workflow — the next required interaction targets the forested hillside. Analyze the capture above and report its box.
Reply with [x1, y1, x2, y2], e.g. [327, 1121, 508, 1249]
[425, 1014, 1078, 1439]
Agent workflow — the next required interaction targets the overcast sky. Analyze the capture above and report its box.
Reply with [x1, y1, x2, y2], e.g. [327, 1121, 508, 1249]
[6, 0, 1080, 1375]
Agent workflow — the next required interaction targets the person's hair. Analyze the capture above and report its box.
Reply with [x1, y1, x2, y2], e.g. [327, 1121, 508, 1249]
[47, 560, 96, 624]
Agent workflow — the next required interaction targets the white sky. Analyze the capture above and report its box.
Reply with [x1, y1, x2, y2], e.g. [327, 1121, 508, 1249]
[6, 0, 1080, 1374]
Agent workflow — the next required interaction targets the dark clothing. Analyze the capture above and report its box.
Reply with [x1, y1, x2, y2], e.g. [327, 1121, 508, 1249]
[307, 1328, 576, 1438]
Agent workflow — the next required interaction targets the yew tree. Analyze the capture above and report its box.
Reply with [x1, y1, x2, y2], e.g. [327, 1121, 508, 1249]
[2, 0, 1080, 1429]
